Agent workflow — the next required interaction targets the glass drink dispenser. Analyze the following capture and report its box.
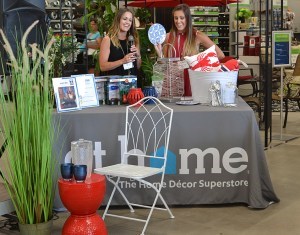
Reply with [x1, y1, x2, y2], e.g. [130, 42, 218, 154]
[71, 139, 93, 178]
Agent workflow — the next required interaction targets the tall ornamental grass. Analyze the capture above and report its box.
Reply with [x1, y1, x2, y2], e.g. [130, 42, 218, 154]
[0, 21, 59, 224]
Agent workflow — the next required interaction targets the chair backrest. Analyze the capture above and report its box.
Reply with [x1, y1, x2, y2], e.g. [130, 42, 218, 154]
[293, 54, 300, 76]
[123, 97, 173, 171]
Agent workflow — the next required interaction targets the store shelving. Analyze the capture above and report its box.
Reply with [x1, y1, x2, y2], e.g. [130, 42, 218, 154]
[190, 6, 230, 56]
[45, 0, 87, 76]
[46, 2, 76, 34]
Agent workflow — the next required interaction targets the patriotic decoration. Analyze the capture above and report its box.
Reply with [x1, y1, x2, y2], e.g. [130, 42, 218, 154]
[184, 45, 245, 73]
[184, 45, 221, 72]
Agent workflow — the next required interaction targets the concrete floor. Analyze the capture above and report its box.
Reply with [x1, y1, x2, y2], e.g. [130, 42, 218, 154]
[0, 111, 300, 235]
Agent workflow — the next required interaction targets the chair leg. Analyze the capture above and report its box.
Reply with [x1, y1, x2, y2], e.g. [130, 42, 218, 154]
[140, 179, 174, 219]
[102, 176, 120, 219]
[251, 81, 258, 97]
[140, 179, 175, 235]
[283, 98, 288, 128]
[106, 176, 135, 213]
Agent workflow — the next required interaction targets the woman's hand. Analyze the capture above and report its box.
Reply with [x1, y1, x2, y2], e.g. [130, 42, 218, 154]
[123, 52, 136, 64]
[130, 45, 141, 59]
[154, 43, 163, 58]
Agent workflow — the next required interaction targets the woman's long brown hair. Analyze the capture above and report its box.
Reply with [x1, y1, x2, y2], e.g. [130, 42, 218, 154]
[107, 8, 140, 48]
[167, 4, 198, 57]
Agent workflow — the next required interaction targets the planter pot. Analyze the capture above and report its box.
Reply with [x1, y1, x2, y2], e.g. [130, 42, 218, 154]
[142, 86, 158, 104]
[233, 20, 241, 30]
[127, 88, 144, 106]
[18, 220, 53, 235]
[239, 23, 250, 30]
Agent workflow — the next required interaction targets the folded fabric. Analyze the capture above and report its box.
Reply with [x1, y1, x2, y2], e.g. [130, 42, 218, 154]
[219, 59, 240, 72]
[184, 45, 220, 72]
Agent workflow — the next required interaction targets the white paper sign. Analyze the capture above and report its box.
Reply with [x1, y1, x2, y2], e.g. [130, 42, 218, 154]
[52, 77, 81, 113]
[123, 62, 133, 70]
[72, 74, 99, 108]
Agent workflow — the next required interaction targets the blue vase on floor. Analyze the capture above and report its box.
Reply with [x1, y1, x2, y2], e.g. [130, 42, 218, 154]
[143, 86, 158, 104]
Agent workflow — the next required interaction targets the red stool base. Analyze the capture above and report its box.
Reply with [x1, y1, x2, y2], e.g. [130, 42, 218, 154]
[62, 213, 107, 235]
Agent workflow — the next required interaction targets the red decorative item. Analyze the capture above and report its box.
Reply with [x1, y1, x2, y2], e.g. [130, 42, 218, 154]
[184, 45, 220, 72]
[220, 59, 240, 72]
[58, 173, 108, 235]
[243, 35, 250, 56]
[127, 88, 144, 105]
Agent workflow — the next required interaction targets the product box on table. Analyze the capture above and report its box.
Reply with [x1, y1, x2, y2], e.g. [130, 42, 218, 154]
[103, 75, 137, 105]
[94, 76, 108, 105]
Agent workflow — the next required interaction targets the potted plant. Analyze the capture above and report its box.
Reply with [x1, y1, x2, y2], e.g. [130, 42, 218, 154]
[135, 8, 152, 28]
[236, 8, 253, 23]
[137, 25, 156, 87]
[48, 31, 80, 77]
[83, 0, 117, 35]
[0, 21, 60, 234]
[234, 8, 253, 30]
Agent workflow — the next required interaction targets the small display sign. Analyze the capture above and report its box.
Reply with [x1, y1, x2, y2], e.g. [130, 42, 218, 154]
[52, 77, 81, 113]
[272, 31, 292, 67]
[71, 74, 99, 108]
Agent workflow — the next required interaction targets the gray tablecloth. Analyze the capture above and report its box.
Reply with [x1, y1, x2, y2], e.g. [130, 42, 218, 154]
[53, 98, 279, 209]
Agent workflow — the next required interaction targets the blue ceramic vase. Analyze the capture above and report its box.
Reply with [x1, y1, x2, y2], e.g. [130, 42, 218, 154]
[61, 163, 74, 181]
[73, 165, 87, 182]
[142, 86, 158, 104]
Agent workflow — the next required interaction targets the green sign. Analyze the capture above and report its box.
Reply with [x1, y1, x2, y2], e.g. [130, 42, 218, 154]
[272, 31, 292, 67]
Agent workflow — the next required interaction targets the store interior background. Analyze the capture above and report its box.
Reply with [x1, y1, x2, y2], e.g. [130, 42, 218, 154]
[1, 1, 300, 234]
[0, 0, 299, 144]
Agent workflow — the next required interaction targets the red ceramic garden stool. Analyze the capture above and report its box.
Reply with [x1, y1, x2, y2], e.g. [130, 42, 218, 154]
[58, 173, 107, 235]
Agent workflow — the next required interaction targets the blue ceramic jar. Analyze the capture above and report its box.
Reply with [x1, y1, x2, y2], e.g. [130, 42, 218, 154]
[73, 165, 87, 182]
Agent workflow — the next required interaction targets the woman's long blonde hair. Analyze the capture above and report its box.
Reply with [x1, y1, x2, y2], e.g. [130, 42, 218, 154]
[168, 4, 198, 57]
[107, 8, 140, 48]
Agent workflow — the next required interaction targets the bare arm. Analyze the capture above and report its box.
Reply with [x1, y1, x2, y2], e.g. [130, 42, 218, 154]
[154, 33, 169, 58]
[87, 37, 103, 50]
[99, 36, 137, 72]
[196, 31, 225, 60]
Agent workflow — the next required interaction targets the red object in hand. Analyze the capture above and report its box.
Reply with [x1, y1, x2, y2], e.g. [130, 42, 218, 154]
[127, 88, 144, 105]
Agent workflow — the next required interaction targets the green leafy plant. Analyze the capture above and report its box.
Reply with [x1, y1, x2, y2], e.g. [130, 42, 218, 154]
[137, 26, 156, 87]
[236, 8, 253, 23]
[135, 8, 152, 26]
[83, 0, 117, 35]
[141, 55, 156, 87]
[0, 21, 60, 225]
[48, 32, 80, 77]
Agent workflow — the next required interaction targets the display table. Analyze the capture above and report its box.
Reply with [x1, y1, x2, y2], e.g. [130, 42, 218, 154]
[54, 98, 279, 209]
[58, 173, 107, 235]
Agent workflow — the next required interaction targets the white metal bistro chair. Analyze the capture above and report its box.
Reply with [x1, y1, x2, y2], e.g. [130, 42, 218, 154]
[94, 96, 174, 235]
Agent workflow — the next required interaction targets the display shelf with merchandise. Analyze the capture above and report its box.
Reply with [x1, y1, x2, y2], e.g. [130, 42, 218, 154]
[46, 4, 76, 33]
[45, 0, 87, 76]
[191, 6, 230, 56]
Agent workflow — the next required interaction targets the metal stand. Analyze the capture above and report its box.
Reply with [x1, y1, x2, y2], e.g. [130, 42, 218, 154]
[272, 67, 298, 142]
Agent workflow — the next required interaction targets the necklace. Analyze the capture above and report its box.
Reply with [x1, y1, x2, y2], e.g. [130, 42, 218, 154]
[119, 39, 128, 56]
[119, 39, 131, 75]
